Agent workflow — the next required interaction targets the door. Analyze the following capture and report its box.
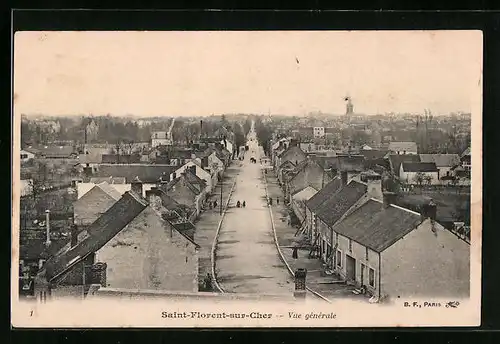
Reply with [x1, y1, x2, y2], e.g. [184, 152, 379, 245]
[346, 255, 356, 281]
[360, 263, 365, 285]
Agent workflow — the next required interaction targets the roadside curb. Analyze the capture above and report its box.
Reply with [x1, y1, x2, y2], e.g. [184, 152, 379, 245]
[262, 168, 332, 303]
[211, 179, 237, 293]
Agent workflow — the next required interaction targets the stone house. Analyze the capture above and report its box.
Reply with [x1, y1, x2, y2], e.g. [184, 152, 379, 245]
[419, 154, 461, 180]
[399, 162, 440, 185]
[161, 168, 206, 218]
[274, 144, 306, 172]
[174, 160, 212, 194]
[285, 156, 334, 203]
[330, 195, 470, 300]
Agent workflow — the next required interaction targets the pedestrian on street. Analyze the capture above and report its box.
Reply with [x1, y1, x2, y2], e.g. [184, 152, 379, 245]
[213, 200, 218, 208]
[242, 201, 246, 208]
[269, 197, 273, 206]
[277, 197, 279, 205]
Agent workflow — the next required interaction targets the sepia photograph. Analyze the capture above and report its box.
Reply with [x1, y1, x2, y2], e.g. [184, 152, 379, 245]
[11, 30, 482, 327]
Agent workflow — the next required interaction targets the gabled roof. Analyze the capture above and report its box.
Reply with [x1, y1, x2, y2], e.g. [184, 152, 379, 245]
[278, 145, 305, 160]
[24, 145, 76, 157]
[42, 191, 148, 282]
[306, 176, 343, 212]
[388, 141, 418, 153]
[388, 154, 421, 173]
[163, 174, 200, 196]
[289, 158, 324, 183]
[401, 162, 439, 173]
[96, 164, 176, 184]
[419, 154, 460, 167]
[279, 159, 296, 170]
[316, 181, 368, 226]
[332, 199, 423, 252]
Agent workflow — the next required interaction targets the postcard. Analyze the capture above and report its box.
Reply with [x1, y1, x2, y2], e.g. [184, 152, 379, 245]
[11, 30, 482, 327]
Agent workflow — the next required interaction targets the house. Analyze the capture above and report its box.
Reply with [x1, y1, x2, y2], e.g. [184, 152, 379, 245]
[277, 160, 296, 185]
[78, 150, 104, 173]
[388, 141, 418, 155]
[360, 149, 390, 171]
[161, 168, 206, 218]
[79, 164, 176, 198]
[20, 149, 35, 163]
[400, 162, 440, 185]
[313, 127, 325, 138]
[387, 154, 421, 178]
[73, 182, 122, 226]
[34, 188, 199, 300]
[174, 160, 212, 194]
[285, 156, 334, 202]
[329, 195, 470, 299]
[460, 147, 471, 171]
[290, 186, 318, 223]
[152, 131, 172, 147]
[419, 154, 460, 180]
[275, 144, 306, 173]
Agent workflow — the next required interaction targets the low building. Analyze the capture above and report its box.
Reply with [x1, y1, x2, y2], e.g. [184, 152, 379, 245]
[400, 162, 440, 185]
[387, 154, 421, 177]
[388, 141, 418, 155]
[24, 145, 78, 159]
[290, 186, 318, 223]
[161, 168, 206, 218]
[460, 147, 471, 171]
[174, 160, 212, 194]
[330, 195, 470, 300]
[285, 156, 334, 202]
[419, 154, 460, 180]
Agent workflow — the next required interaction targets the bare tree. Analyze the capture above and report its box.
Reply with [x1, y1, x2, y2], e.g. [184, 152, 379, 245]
[413, 172, 425, 187]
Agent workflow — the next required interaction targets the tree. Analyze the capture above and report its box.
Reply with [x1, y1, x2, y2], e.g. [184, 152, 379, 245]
[423, 174, 432, 186]
[413, 172, 425, 187]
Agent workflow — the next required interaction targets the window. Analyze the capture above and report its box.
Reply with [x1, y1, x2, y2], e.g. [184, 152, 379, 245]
[21, 153, 28, 159]
[336, 250, 342, 268]
[369, 268, 375, 287]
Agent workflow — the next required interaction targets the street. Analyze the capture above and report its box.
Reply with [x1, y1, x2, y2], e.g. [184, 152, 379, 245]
[215, 123, 293, 294]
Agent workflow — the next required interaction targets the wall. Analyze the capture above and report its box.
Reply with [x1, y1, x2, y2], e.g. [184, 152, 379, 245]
[381, 218, 470, 299]
[96, 206, 198, 292]
[334, 233, 380, 294]
[73, 188, 118, 226]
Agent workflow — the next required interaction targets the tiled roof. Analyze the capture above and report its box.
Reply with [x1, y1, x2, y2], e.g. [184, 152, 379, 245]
[388, 154, 421, 173]
[24, 145, 76, 157]
[337, 155, 365, 172]
[388, 141, 418, 153]
[402, 162, 439, 172]
[278, 145, 305, 159]
[332, 199, 422, 252]
[101, 154, 142, 164]
[95, 164, 176, 183]
[279, 160, 296, 170]
[419, 154, 460, 167]
[306, 176, 343, 212]
[316, 181, 368, 226]
[42, 191, 148, 282]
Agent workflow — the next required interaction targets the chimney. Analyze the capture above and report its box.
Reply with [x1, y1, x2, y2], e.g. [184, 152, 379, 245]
[340, 171, 348, 186]
[131, 176, 143, 196]
[71, 224, 78, 248]
[145, 188, 163, 211]
[366, 175, 383, 200]
[45, 210, 51, 247]
[293, 268, 307, 300]
[421, 200, 437, 222]
[382, 192, 397, 208]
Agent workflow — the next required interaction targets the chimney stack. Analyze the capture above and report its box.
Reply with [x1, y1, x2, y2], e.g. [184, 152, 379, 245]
[340, 171, 348, 186]
[382, 192, 397, 208]
[131, 176, 143, 196]
[145, 188, 163, 211]
[421, 200, 437, 221]
[45, 210, 51, 247]
[366, 175, 383, 200]
[71, 224, 78, 248]
[293, 268, 307, 300]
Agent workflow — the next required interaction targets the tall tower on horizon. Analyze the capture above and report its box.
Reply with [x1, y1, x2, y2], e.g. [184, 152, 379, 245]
[344, 95, 354, 116]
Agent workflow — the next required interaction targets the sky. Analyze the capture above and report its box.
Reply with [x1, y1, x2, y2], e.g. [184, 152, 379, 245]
[13, 30, 482, 117]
